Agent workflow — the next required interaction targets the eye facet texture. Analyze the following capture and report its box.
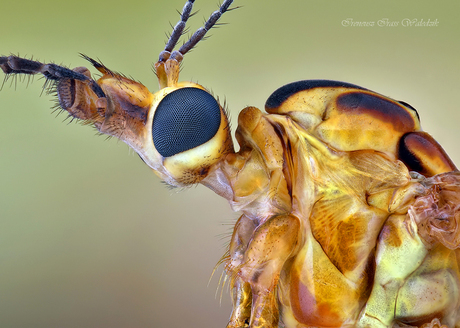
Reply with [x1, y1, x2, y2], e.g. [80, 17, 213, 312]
[152, 88, 221, 157]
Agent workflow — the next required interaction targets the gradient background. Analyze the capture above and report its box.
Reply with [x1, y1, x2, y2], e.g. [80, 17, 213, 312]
[1, 0, 459, 327]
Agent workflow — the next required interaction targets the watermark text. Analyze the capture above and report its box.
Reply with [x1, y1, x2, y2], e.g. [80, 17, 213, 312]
[341, 18, 439, 27]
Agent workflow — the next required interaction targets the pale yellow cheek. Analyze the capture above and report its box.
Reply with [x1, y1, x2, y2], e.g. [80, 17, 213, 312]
[162, 108, 232, 185]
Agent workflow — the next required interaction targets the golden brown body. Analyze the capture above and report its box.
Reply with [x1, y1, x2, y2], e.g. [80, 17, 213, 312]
[1, 1, 460, 327]
[205, 103, 459, 327]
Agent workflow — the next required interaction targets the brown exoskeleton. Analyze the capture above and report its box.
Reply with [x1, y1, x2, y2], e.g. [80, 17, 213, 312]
[2, 1, 460, 327]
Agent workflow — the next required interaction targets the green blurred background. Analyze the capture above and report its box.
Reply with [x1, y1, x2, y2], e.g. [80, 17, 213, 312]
[1, 0, 459, 327]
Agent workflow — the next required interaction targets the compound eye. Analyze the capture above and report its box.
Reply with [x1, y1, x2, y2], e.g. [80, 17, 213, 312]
[152, 87, 221, 157]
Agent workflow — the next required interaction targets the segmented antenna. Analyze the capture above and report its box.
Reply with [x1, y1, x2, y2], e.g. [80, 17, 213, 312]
[158, 0, 235, 63]
[163, 0, 195, 54]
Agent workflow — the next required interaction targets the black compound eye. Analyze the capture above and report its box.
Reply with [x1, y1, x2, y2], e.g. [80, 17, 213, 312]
[152, 87, 221, 157]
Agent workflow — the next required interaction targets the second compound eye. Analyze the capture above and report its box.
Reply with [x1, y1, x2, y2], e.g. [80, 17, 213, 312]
[152, 87, 221, 157]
